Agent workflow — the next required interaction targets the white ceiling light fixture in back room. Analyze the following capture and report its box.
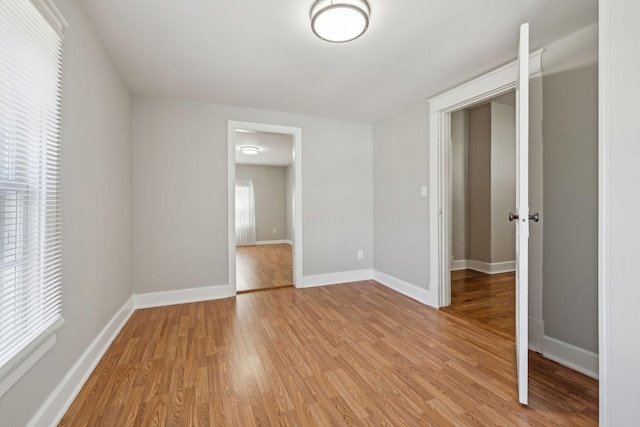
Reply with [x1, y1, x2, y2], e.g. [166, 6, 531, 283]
[311, 0, 370, 43]
[240, 146, 260, 155]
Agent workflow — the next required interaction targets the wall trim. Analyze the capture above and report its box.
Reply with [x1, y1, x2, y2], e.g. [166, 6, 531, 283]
[28, 296, 135, 427]
[134, 285, 234, 309]
[543, 335, 599, 380]
[598, 0, 610, 423]
[529, 317, 544, 353]
[0, 318, 64, 399]
[373, 271, 433, 307]
[467, 260, 515, 274]
[255, 240, 293, 245]
[451, 259, 515, 274]
[33, 0, 69, 36]
[450, 259, 468, 271]
[299, 269, 373, 288]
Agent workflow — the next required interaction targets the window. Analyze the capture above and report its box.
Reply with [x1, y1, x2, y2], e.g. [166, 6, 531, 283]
[0, 0, 66, 396]
[235, 180, 256, 245]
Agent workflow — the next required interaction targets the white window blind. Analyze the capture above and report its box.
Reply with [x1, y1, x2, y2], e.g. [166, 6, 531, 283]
[0, 0, 65, 394]
[235, 180, 256, 245]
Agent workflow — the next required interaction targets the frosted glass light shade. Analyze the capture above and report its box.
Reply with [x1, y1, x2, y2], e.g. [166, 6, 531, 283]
[240, 146, 260, 155]
[311, 0, 370, 43]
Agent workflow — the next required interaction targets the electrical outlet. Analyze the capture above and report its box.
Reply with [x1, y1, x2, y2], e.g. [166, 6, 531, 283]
[357, 250, 364, 260]
[273, 228, 277, 234]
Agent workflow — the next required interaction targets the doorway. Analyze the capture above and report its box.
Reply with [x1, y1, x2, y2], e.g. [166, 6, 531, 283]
[427, 50, 542, 310]
[235, 131, 293, 292]
[445, 92, 517, 337]
[429, 45, 542, 406]
[227, 121, 303, 294]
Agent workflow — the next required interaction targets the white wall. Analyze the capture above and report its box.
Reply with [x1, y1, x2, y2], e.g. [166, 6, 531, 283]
[602, 1, 640, 423]
[0, 0, 133, 425]
[372, 103, 430, 288]
[132, 97, 373, 294]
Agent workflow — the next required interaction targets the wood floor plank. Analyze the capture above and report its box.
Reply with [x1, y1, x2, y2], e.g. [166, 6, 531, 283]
[444, 269, 517, 337]
[236, 244, 293, 293]
[61, 280, 597, 426]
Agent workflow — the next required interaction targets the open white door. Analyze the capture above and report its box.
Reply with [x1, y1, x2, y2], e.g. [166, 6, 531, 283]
[513, 22, 530, 405]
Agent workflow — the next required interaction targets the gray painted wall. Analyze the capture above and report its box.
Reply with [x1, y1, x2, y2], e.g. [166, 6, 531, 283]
[467, 104, 492, 263]
[372, 103, 429, 288]
[133, 97, 373, 294]
[455, 102, 516, 266]
[0, 0, 134, 424]
[451, 110, 469, 261]
[543, 64, 598, 353]
[490, 102, 516, 263]
[236, 164, 287, 242]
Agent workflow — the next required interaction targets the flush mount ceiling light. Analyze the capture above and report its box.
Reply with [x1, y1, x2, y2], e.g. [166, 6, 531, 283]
[240, 146, 260, 155]
[311, 0, 370, 43]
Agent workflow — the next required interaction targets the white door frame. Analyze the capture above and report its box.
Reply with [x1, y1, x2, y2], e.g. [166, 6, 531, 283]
[427, 51, 543, 308]
[228, 121, 303, 292]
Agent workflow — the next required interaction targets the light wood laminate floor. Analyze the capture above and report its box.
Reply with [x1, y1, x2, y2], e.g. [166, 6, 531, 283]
[60, 280, 597, 426]
[236, 244, 293, 293]
[444, 269, 516, 337]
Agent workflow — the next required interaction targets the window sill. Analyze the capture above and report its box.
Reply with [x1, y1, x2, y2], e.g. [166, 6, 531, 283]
[0, 317, 64, 398]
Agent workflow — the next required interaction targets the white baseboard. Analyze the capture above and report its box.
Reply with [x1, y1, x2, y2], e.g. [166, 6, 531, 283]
[428, 282, 440, 307]
[255, 240, 292, 245]
[451, 259, 468, 271]
[373, 271, 432, 307]
[464, 259, 516, 274]
[529, 317, 544, 353]
[298, 269, 373, 288]
[135, 284, 234, 309]
[543, 335, 599, 379]
[28, 296, 136, 427]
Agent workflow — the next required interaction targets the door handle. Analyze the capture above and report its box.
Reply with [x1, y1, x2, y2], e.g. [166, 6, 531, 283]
[509, 212, 540, 222]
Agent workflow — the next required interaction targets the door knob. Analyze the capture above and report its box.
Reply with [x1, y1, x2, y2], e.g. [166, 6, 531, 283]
[509, 212, 540, 222]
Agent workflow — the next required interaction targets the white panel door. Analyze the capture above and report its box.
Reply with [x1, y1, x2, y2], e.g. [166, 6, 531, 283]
[514, 22, 530, 405]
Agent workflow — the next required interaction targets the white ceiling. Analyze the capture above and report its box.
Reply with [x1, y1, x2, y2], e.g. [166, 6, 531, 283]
[79, 0, 597, 123]
[235, 131, 293, 166]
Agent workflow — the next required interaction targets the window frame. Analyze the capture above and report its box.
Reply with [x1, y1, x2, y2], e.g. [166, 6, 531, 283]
[0, 0, 67, 398]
